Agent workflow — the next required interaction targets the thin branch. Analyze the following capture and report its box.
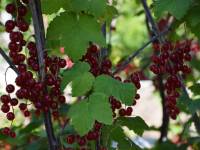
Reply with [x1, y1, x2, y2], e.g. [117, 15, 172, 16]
[0, 48, 19, 75]
[141, 0, 164, 43]
[29, 0, 59, 150]
[158, 75, 169, 142]
[113, 27, 170, 74]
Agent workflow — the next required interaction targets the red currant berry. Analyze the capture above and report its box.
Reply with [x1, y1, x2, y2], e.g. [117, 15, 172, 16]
[66, 135, 75, 144]
[18, 6, 27, 16]
[24, 110, 30, 117]
[5, 20, 15, 32]
[6, 3, 16, 14]
[126, 107, 133, 116]
[58, 59, 66, 68]
[19, 103, 27, 111]
[119, 109, 126, 116]
[10, 131, 16, 138]
[10, 98, 18, 106]
[58, 95, 66, 104]
[1, 104, 10, 113]
[6, 84, 15, 93]
[1, 95, 11, 104]
[6, 112, 15, 121]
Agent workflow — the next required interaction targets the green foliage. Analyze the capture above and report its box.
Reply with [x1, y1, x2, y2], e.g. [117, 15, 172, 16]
[101, 125, 141, 150]
[46, 12, 105, 61]
[41, 0, 109, 18]
[189, 83, 200, 96]
[68, 100, 94, 136]
[154, 0, 191, 20]
[70, 0, 107, 17]
[185, 2, 200, 39]
[41, 0, 70, 14]
[116, 117, 149, 136]
[153, 141, 179, 150]
[89, 93, 113, 125]
[72, 72, 95, 96]
[188, 99, 200, 114]
[68, 93, 113, 135]
[94, 75, 136, 105]
[61, 62, 90, 90]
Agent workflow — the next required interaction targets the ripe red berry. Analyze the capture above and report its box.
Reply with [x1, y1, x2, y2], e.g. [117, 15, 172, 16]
[6, 112, 15, 121]
[10, 31, 23, 42]
[6, 84, 15, 93]
[115, 101, 122, 109]
[18, 6, 27, 16]
[5, 20, 15, 32]
[66, 135, 75, 144]
[18, 64, 27, 73]
[1, 95, 11, 104]
[89, 44, 98, 53]
[102, 59, 112, 69]
[119, 109, 126, 116]
[10, 131, 16, 138]
[1, 104, 10, 113]
[78, 137, 86, 146]
[24, 110, 30, 117]
[58, 59, 66, 68]
[19, 103, 27, 111]
[10, 98, 18, 106]
[17, 20, 29, 32]
[6, 3, 16, 14]
[126, 107, 133, 116]
[1, 127, 10, 135]
[58, 95, 66, 104]
[135, 93, 140, 100]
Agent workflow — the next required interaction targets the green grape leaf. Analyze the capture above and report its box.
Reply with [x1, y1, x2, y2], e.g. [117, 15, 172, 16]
[70, 0, 107, 17]
[72, 72, 95, 96]
[61, 62, 90, 90]
[94, 75, 136, 105]
[41, 0, 70, 14]
[68, 100, 94, 136]
[154, 0, 191, 20]
[116, 117, 149, 136]
[46, 12, 105, 61]
[89, 93, 113, 125]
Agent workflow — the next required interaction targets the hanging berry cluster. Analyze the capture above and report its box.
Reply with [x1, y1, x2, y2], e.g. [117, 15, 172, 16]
[63, 44, 141, 149]
[150, 40, 192, 119]
[1, 1, 67, 137]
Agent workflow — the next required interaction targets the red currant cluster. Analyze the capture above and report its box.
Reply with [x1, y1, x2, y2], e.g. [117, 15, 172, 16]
[83, 44, 112, 76]
[66, 122, 103, 149]
[1, 1, 67, 137]
[1, 127, 16, 138]
[150, 40, 192, 119]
